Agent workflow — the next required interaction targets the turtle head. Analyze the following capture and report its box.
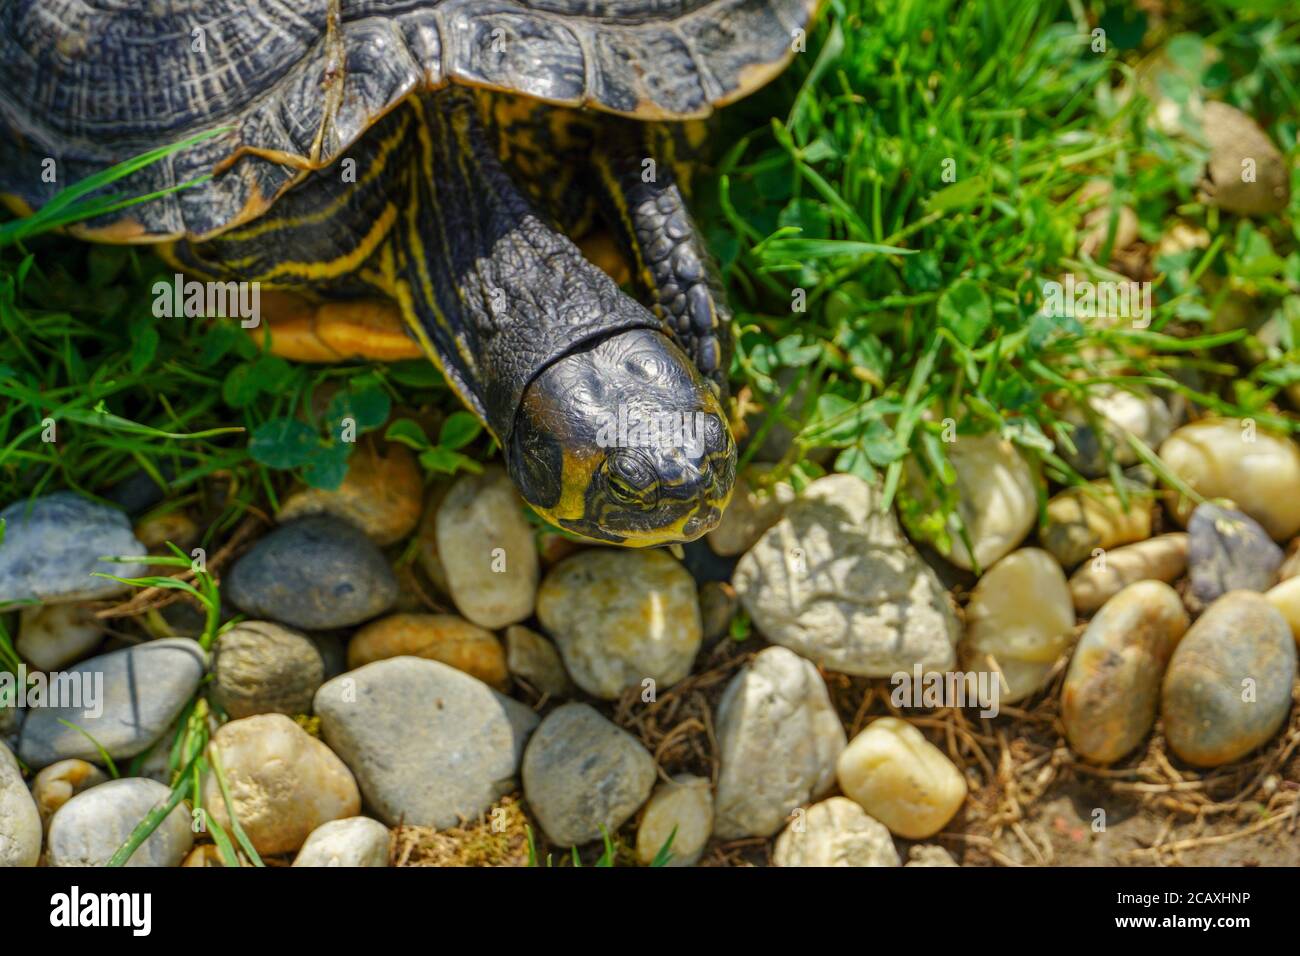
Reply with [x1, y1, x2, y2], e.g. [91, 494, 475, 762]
[506, 327, 735, 546]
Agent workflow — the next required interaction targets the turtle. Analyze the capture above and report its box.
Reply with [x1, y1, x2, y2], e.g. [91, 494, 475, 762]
[0, 0, 822, 546]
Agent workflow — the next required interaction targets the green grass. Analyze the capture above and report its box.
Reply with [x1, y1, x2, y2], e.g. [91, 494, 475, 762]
[701, 0, 1299, 521]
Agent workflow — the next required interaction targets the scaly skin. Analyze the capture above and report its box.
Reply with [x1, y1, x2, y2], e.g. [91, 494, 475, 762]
[168, 90, 735, 545]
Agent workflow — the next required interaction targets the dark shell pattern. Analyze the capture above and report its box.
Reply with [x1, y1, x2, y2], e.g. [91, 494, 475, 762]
[0, 0, 819, 240]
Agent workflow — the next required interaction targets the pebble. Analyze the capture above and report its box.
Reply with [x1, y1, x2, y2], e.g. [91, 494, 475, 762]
[212, 621, 325, 719]
[1068, 534, 1189, 614]
[1265, 577, 1300, 646]
[182, 845, 229, 867]
[713, 646, 846, 839]
[537, 548, 701, 699]
[1059, 387, 1173, 477]
[734, 474, 960, 676]
[1042, 480, 1153, 568]
[521, 702, 656, 847]
[202, 714, 361, 856]
[836, 717, 967, 839]
[505, 625, 574, 698]
[18, 638, 206, 770]
[961, 548, 1074, 703]
[292, 817, 391, 867]
[706, 465, 794, 557]
[225, 515, 398, 629]
[315, 657, 538, 829]
[906, 845, 959, 867]
[278, 439, 424, 546]
[900, 431, 1037, 572]
[772, 797, 900, 867]
[32, 759, 107, 826]
[47, 777, 193, 867]
[16, 604, 104, 671]
[1162, 592, 1297, 767]
[1187, 503, 1283, 608]
[347, 613, 509, 691]
[0, 740, 41, 867]
[1279, 539, 1300, 581]
[1200, 102, 1291, 216]
[1060, 581, 1189, 763]
[1159, 419, 1300, 540]
[635, 774, 713, 867]
[0, 492, 147, 604]
[435, 466, 539, 629]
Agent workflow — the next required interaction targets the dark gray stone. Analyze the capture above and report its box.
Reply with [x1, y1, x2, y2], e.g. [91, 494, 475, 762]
[1188, 503, 1283, 607]
[226, 516, 398, 629]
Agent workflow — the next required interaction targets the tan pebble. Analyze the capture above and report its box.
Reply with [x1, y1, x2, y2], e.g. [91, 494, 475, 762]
[348, 613, 508, 690]
[836, 717, 967, 839]
[1061, 581, 1188, 763]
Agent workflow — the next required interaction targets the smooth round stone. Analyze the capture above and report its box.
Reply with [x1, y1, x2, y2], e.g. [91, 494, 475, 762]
[1162, 592, 1297, 767]
[836, 717, 967, 839]
[292, 817, 391, 867]
[1060, 581, 1189, 763]
[1068, 534, 1189, 615]
[1187, 503, 1283, 608]
[735, 474, 959, 676]
[1265, 577, 1300, 646]
[906, 845, 959, 867]
[212, 621, 325, 718]
[0, 740, 41, 867]
[636, 774, 712, 867]
[1060, 387, 1173, 477]
[961, 548, 1074, 703]
[901, 431, 1037, 572]
[537, 548, 701, 699]
[706, 464, 794, 557]
[47, 778, 193, 867]
[436, 466, 539, 629]
[1201, 102, 1290, 216]
[1159, 419, 1300, 540]
[17, 638, 206, 770]
[278, 439, 424, 546]
[348, 613, 508, 691]
[315, 657, 538, 829]
[505, 625, 574, 699]
[0, 492, 147, 604]
[32, 759, 108, 826]
[773, 797, 899, 867]
[522, 703, 655, 847]
[226, 515, 398, 629]
[1042, 480, 1153, 569]
[1279, 539, 1300, 582]
[713, 646, 846, 839]
[202, 714, 361, 856]
[16, 604, 104, 671]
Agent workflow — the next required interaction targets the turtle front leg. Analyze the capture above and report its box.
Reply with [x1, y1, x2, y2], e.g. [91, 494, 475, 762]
[592, 133, 732, 396]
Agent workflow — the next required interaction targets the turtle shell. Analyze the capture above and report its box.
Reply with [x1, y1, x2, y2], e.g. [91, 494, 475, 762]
[0, 0, 820, 242]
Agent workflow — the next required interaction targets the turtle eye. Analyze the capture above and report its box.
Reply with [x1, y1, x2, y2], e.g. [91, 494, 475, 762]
[606, 470, 639, 504]
[603, 450, 659, 507]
